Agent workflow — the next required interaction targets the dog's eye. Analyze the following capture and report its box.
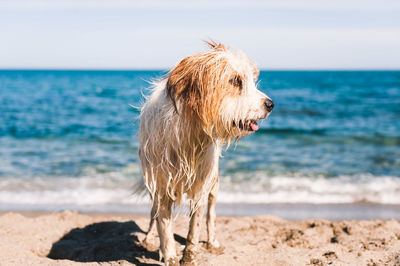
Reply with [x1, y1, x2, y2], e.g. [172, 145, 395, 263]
[230, 76, 242, 88]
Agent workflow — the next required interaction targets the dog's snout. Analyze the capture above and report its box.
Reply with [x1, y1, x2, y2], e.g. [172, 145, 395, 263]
[264, 99, 274, 112]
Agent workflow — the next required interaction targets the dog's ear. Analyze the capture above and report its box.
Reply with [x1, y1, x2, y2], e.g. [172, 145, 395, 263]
[166, 57, 200, 113]
[204, 40, 226, 51]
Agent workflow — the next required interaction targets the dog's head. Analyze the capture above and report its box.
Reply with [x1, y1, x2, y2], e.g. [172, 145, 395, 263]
[166, 41, 273, 141]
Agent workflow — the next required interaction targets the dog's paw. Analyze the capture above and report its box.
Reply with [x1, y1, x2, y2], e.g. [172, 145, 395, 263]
[166, 256, 180, 266]
[138, 239, 159, 252]
[181, 248, 198, 266]
[206, 240, 224, 255]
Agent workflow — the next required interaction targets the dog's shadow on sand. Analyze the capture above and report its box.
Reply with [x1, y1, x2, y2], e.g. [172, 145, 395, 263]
[47, 221, 165, 265]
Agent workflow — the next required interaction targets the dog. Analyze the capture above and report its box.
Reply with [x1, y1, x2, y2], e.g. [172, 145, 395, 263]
[138, 41, 274, 265]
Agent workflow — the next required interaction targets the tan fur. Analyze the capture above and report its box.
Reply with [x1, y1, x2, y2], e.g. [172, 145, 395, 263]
[138, 42, 273, 265]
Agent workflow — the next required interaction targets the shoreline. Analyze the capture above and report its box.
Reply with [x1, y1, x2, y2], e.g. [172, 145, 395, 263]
[2, 202, 400, 220]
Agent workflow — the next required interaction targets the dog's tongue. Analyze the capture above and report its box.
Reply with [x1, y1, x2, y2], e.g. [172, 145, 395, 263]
[250, 121, 259, 131]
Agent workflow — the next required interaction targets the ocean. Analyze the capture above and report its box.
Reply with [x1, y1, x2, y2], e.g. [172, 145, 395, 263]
[0, 70, 399, 218]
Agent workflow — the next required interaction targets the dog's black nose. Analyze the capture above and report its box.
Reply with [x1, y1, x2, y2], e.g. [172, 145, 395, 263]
[264, 99, 274, 112]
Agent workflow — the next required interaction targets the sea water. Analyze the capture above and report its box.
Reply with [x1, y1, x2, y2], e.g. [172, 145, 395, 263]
[0, 70, 399, 214]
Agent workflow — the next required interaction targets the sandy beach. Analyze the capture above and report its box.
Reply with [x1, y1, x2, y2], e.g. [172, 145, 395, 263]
[1, 211, 400, 265]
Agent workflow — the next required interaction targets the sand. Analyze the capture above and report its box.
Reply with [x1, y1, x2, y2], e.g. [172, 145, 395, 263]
[1, 211, 400, 265]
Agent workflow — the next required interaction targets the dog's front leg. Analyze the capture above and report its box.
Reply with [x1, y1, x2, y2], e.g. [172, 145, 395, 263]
[181, 202, 206, 265]
[156, 199, 179, 266]
[206, 179, 221, 251]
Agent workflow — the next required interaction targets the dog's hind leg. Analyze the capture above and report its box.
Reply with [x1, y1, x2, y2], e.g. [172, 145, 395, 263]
[156, 198, 179, 266]
[181, 202, 206, 265]
[141, 205, 158, 251]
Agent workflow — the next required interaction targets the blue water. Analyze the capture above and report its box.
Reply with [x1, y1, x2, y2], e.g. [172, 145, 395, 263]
[0, 70, 399, 210]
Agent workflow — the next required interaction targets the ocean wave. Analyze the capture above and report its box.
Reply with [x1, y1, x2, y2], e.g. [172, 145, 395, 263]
[349, 135, 400, 146]
[0, 173, 149, 207]
[1, 172, 400, 209]
[256, 128, 400, 146]
[219, 173, 400, 204]
[257, 128, 326, 135]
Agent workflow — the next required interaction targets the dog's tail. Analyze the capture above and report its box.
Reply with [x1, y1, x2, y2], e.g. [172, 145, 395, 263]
[133, 177, 148, 196]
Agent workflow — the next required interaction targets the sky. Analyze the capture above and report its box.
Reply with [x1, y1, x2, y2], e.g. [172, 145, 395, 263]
[1, 0, 400, 70]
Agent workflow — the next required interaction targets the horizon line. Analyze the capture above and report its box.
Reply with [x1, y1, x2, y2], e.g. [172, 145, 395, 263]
[1, 68, 400, 72]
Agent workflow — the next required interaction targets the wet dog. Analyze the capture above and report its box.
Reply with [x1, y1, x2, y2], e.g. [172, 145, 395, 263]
[138, 42, 274, 265]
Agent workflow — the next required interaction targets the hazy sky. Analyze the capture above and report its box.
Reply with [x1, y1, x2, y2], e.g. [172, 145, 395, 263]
[1, 0, 400, 69]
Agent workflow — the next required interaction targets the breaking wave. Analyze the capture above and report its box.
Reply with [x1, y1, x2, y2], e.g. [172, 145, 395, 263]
[1, 171, 400, 212]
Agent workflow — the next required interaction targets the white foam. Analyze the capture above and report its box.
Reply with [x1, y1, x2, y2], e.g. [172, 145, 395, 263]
[219, 173, 400, 204]
[0, 172, 400, 210]
[0, 172, 151, 207]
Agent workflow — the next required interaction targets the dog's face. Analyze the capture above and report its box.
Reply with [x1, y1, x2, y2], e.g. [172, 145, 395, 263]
[167, 42, 273, 140]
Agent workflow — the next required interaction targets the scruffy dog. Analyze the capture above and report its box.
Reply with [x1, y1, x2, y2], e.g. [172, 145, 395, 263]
[138, 42, 274, 265]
